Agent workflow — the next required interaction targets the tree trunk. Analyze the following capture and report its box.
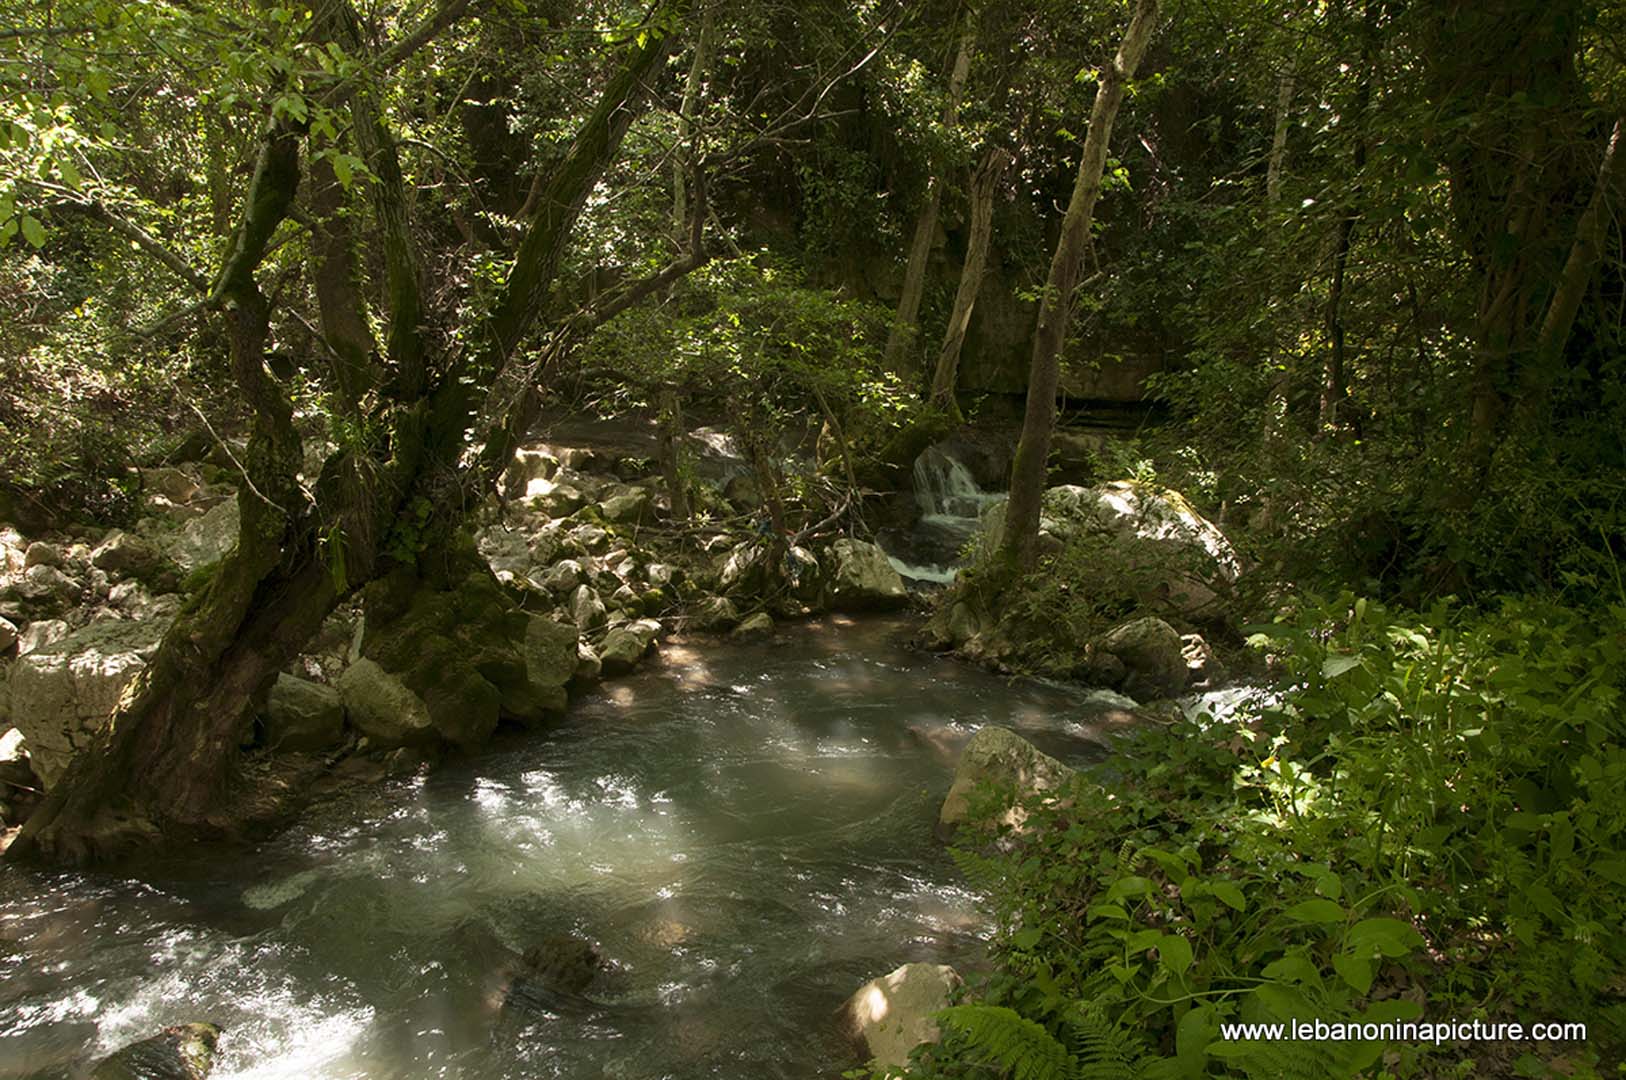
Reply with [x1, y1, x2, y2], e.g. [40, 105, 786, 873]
[881, 13, 976, 379]
[929, 145, 1007, 415]
[1531, 116, 1623, 372]
[657, 384, 690, 522]
[1317, 0, 1374, 438]
[672, 5, 714, 235]
[999, 0, 1161, 570]
[1265, 69, 1294, 204]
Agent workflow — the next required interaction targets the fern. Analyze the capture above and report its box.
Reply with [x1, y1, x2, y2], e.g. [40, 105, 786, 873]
[1061, 1006, 1150, 1080]
[937, 1005, 1075, 1080]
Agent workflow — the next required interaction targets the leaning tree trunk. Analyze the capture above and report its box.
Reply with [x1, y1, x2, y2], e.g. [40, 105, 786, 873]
[999, 0, 1162, 570]
[9, 13, 681, 866]
[657, 384, 691, 522]
[929, 145, 1008, 415]
[881, 12, 977, 378]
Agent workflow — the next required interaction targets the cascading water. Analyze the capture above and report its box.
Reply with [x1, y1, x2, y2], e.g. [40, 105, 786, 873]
[884, 446, 1005, 585]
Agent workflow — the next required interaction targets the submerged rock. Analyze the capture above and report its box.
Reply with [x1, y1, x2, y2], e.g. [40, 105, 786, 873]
[840, 963, 962, 1073]
[91, 1021, 221, 1080]
[938, 726, 1076, 836]
[827, 539, 907, 611]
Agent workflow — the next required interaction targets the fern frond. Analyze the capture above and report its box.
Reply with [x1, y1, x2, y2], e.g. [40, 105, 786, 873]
[937, 1004, 1074, 1080]
[1062, 1005, 1151, 1080]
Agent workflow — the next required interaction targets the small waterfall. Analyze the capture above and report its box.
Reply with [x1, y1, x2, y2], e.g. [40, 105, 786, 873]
[912, 445, 1001, 521]
[886, 445, 1007, 584]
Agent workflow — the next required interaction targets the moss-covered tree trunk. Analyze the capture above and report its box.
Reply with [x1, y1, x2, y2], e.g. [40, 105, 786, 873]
[9, 12, 683, 866]
[999, 0, 1161, 570]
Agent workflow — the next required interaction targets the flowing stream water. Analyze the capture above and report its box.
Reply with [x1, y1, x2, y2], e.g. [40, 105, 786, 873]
[1, 617, 1120, 1080]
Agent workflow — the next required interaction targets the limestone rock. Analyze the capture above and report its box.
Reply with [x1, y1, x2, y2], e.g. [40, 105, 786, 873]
[718, 543, 770, 596]
[503, 447, 559, 500]
[23, 541, 62, 569]
[689, 596, 739, 633]
[0, 616, 15, 652]
[1181, 633, 1226, 688]
[166, 496, 239, 571]
[92, 531, 177, 587]
[730, 612, 774, 641]
[827, 539, 907, 612]
[337, 659, 435, 749]
[519, 617, 578, 717]
[574, 641, 602, 683]
[599, 490, 654, 526]
[530, 482, 586, 519]
[1098, 617, 1187, 701]
[938, 726, 1076, 835]
[141, 466, 203, 505]
[264, 674, 345, 752]
[599, 618, 661, 676]
[539, 559, 584, 595]
[570, 584, 608, 631]
[980, 483, 1238, 618]
[17, 619, 69, 655]
[10, 618, 167, 788]
[569, 523, 610, 554]
[840, 963, 962, 1073]
[91, 1022, 221, 1080]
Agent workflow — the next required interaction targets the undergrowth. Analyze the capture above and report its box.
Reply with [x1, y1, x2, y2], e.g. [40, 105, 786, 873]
[861, 594, 1626, 1079]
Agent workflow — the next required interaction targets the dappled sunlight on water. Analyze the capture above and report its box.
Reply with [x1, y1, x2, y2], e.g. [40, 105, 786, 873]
[0, 617, 1122, 1079]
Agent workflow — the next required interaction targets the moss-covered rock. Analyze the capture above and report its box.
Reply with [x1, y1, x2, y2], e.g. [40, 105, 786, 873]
[91, 1022, 221, 1080]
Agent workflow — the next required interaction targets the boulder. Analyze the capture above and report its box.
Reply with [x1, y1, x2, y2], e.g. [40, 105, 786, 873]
[140, 466, 202, 505]
[0, 616, 15, 652]
[9, 619, 168, 788]
[574, 641, 602, 683]
[1098, 617, 1187, 701]
[1181, 633, 1227, 689]
[570, 584, 608, 631]
[91, 1022, 221, 1080]
[107, 581, 182, 622]
[609, 583, 642, 614]
[503, 447, 559, 500]
[538, 559, 584, 595]
[530, 482, 586, 519]
[166, 496, 240, 571]
[840, 963, 962, 1073]
[645, 563, 677, 588]
[518, 617, 578, 717]
[599, 490, 654, 526]
[337, 659, 435, 748]
[475, 526, 533, 578]
[17, 619, 69, 655]
[938, 726, 1076, 835]
[599, 619, 661, 676]
[730, 612, 774, 641]
[569, 523, 610, 554]
[689, 596, 740, 633]
[827, 539, 907, 611]
[718, 543, 771, 596]
[980, 483, 1238, 617]
[92, 531, 177, 587]
[23, 541, 63, 569]
[263, 674, 345, 752]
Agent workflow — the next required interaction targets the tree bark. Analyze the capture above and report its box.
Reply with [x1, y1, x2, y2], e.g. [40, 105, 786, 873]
[1532, 116, 1622, 371]
[881, 12, 976, 379]
[1265, 69, 1294, 204]
[657, 384, 690, 522]
[672, 4, 714, 235]
[999, 0, 1161, 570]
[929, 144, 1007, 414]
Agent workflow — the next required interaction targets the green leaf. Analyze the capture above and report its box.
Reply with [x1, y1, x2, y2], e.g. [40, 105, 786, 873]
[1158, 934, 1193, 975]
[1210, 881, 1246, 912]
[1323, 653, 1363, 679]
[1010, 927, 1043, 950]
[1347, 918, 1424, 958]
[1333, 952, 1374, 994]
[1284, 898, 1345, 923]
[20, 214, 45, 248]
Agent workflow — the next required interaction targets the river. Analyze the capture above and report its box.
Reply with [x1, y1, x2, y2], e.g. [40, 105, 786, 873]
[1, 617, 1122, 1080]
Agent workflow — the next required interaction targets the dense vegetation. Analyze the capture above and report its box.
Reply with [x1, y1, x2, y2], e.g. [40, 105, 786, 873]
[3, 0, 1623, 1076]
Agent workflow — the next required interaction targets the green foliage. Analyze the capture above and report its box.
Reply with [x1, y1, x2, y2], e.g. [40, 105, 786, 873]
[911, 595, 1625, 1079]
